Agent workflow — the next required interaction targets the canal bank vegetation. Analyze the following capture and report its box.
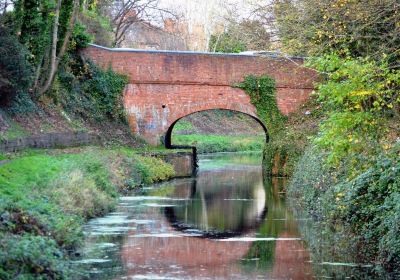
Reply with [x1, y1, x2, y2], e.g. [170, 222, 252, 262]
[0, 3, 181, 278]
[288, 54, 400, 275]
[0, 0, 142, 148]
[262, 98, 322, 177]
[0, 146, 175, 279]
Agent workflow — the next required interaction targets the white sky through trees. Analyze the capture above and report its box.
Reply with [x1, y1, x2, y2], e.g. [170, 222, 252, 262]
[157, 0, 257, 51]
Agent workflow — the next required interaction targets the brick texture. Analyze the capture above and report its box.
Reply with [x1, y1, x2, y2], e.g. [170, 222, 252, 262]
[82, 45, 319, 145]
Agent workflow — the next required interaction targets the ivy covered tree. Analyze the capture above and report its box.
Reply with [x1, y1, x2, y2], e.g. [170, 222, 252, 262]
[5, 0, 81, 96]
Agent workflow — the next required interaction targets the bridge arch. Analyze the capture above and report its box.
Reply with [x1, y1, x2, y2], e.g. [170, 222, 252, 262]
[164, 109, 269, 148]
[83, 44, 318, 145]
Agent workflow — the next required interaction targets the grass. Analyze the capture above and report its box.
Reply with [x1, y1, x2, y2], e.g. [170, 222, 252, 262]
[0, 146, 175, 279]
[172, 134, 265, 153]
[173, 120, 195, 132]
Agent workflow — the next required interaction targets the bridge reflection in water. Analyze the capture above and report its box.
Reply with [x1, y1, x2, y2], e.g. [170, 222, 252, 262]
[120, 153, 313, 279]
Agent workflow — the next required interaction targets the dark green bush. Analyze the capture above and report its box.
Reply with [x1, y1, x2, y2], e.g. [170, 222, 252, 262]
[84, 63, 128, 121]
[335, 146, 400, 270]
[5, 91, 38, 115]
[0, 233, 73, 279]
[0, 26, 34, 108]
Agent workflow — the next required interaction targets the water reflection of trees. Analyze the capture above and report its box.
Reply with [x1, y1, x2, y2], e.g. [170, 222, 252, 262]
[241, 177, 313, 279]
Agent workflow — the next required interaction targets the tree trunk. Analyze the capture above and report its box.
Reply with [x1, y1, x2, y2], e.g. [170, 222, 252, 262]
[38, 0, 61, 95]
[38, 0, 79, 95]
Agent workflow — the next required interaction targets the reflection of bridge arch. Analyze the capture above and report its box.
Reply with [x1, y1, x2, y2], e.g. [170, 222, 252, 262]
[164, 109, 269, 148]
[163, 169, 267, 238]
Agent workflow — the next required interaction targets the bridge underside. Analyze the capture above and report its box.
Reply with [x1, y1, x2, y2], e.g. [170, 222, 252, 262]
[124, 83, 274, 145]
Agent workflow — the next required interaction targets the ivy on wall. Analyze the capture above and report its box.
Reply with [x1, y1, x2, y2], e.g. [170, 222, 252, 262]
[235, 75, 286, 139]
[235, 74, 297, 177]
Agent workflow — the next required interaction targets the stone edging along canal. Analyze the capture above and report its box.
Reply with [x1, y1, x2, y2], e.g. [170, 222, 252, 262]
[0, 131, 196, 177]
[0, 131, 101, 153]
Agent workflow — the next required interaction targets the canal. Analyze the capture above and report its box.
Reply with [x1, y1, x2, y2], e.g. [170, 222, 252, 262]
[76, 152, 375, 279]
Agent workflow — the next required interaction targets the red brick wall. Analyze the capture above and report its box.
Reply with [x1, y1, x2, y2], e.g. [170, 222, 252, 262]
[82, 45, 318, 145]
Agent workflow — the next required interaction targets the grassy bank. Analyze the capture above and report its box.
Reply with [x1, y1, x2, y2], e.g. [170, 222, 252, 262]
[0, 146, 175, 279]
[172, 134, 265, 153]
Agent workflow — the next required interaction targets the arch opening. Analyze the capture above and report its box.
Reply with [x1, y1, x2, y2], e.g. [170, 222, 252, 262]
[164, 109, 269, 149]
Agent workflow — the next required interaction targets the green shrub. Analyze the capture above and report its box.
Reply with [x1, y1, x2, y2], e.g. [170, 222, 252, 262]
[333, 146, 400, 269]
[49, 170, 115, 219]
[209, 32, 246, 53]
[69, 23, 92, 51]
[288, 144, 400, 274]
[309, 54, 400, 168]
[5, 91, 38, 115]
[84, 63, 128, 121]
[131, 155, 175, 184]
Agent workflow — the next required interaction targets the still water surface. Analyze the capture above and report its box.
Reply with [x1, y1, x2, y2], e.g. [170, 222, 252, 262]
[77, 152, 374, 279]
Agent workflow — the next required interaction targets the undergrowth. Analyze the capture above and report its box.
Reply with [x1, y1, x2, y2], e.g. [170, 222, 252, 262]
[288, 144, 400, 277]
[56, 56, 128, 123]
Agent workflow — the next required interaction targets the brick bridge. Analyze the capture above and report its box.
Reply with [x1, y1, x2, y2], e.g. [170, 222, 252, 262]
[83, 44, 318, 146]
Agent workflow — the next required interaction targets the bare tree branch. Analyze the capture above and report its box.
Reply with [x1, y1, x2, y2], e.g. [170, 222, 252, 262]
[105, 0, 178, 47]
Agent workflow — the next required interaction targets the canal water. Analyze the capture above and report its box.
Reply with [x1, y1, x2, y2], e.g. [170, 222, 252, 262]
[76, 152, 375, 279]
